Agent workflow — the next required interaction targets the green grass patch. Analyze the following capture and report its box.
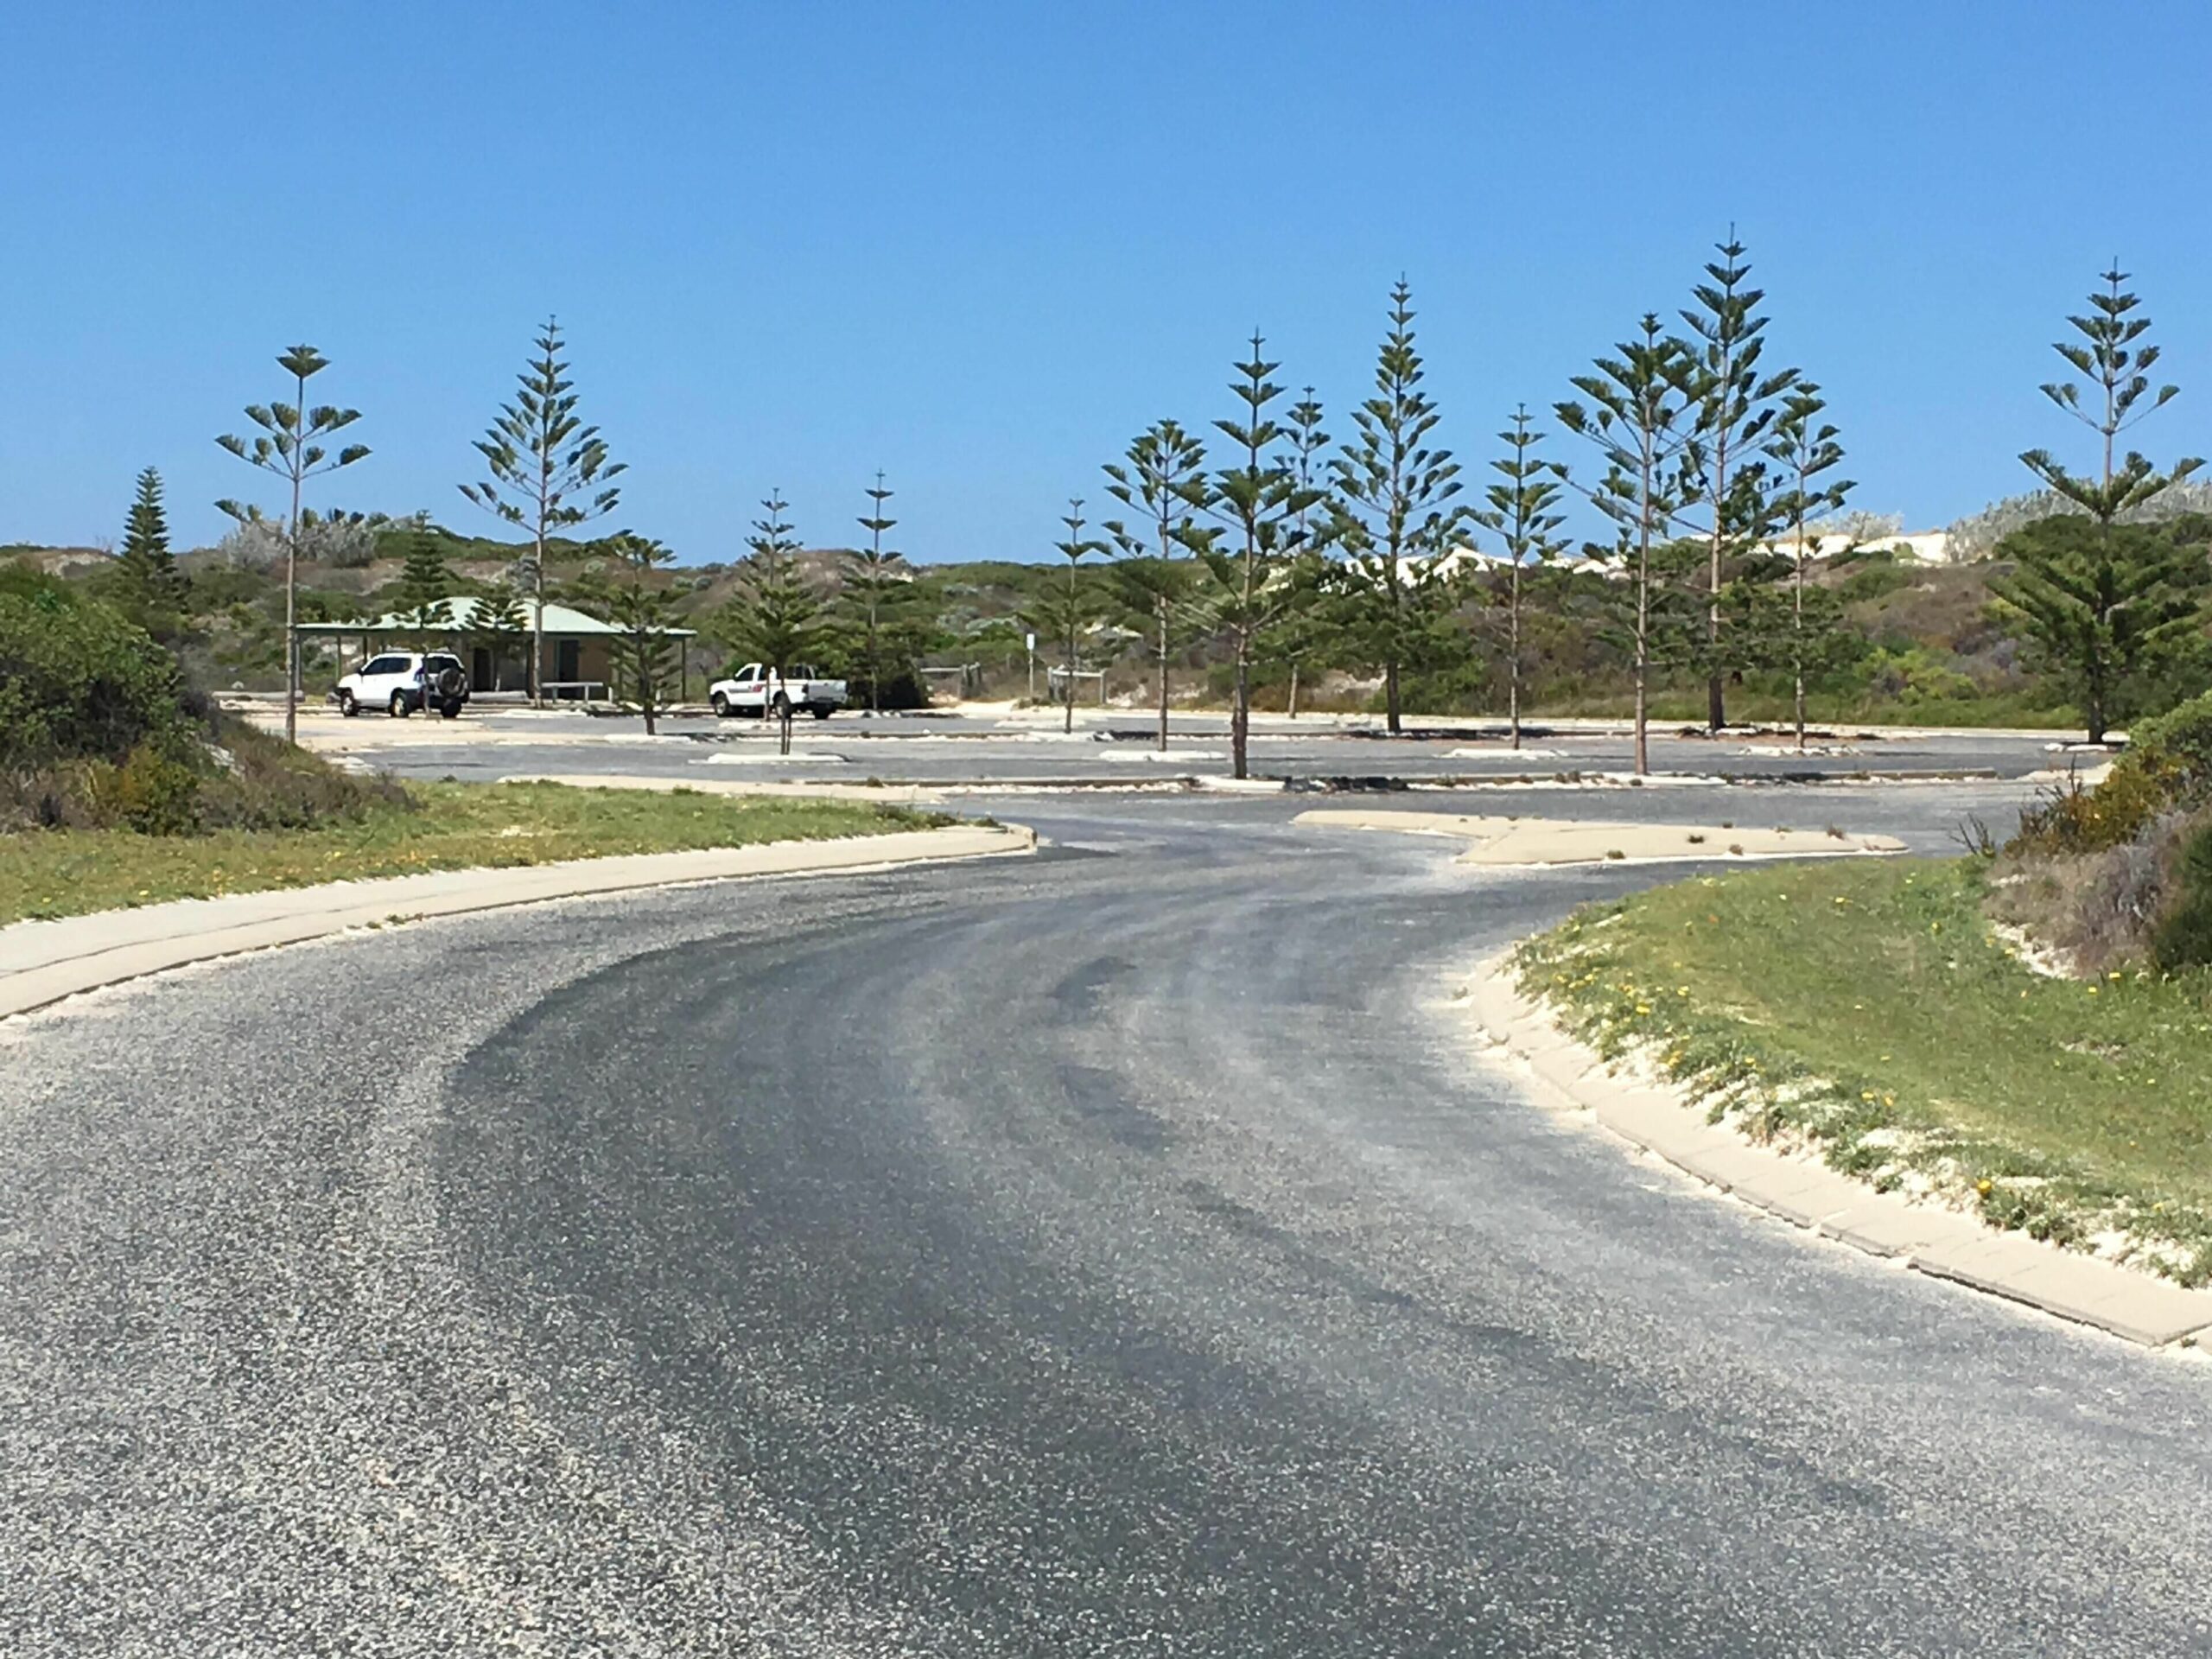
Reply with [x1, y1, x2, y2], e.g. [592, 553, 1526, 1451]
[0, 781, 949, 925]
[1515, 857, 2212, 1283]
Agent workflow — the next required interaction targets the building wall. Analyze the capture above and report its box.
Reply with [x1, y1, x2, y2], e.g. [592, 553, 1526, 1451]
[534, 636, 615, 698]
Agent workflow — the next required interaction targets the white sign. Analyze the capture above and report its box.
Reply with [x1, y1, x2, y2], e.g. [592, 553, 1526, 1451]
[1025, 632, 1036, 652]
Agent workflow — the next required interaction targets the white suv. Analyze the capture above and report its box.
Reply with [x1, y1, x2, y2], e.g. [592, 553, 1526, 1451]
[336, 651, 470, 718]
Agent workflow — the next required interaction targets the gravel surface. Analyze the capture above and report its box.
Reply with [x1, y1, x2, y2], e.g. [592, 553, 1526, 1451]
[3, 787, 2207, 1656]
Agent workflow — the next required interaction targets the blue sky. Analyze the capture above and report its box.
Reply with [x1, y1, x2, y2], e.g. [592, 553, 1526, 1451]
[3, 1, 2208, 563]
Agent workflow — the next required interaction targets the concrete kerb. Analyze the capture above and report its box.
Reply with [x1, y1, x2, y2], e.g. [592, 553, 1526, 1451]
[1464, 954, 2212, 1350]
[0, 823, 1034, 1023]
[506, 772, 951, 805]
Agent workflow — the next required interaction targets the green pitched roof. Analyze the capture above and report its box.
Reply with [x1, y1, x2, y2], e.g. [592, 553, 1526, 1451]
[298, 596, 693, 637]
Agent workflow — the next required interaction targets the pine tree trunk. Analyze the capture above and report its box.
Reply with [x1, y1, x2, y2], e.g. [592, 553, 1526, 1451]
[531, 522, 546, 709]
[283, 451, 302, 745]
[1707, 497, 1724, 734]
[1232, 647, 1250, 780]
[1508, 569, 1522, 750]
[1155, 602, 1170, 752]
[1794, 556, 1808, 753]
[1385, 564, 1403, 734]
[1634, 543, 1652, 778]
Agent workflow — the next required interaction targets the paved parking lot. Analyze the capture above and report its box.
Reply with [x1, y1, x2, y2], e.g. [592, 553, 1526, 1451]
[262, 702, 2090, 791]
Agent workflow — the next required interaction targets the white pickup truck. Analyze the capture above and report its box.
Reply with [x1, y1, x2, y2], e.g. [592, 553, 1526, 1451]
[708, 663, 849, 720]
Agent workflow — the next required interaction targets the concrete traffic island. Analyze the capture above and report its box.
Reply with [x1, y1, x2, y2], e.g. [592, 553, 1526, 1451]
[1296, 807, 1906, 866]
[0, 822, 1032, 1021]
[507, 771, 950, 804]
[1464, 957, 2212, 1348]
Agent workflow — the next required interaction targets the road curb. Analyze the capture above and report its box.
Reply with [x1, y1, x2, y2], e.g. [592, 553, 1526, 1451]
[1465, 955, 2212, 1350]
[0, 823, 1034, 1023]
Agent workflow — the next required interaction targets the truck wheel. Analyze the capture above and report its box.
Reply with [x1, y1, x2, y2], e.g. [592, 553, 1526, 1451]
[339, 691, 358, 718]
[710, 692, 730, 717]
[810, 704, 831, 719]
[440, 699, 462, 719]
[389, 691, 411, 718]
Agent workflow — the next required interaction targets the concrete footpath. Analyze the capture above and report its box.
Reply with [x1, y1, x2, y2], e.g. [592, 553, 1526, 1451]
[1465, 957, 2212, 1349]
[0, 823, 1033, 1021]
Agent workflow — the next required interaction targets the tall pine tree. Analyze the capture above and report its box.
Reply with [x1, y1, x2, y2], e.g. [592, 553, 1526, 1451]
[394, 530, 455, 642]
[1999, 264, 2207, 741]
[1558, 315, 1698, 775]
[1473, 408, 1570, 749]
[461, 318, 625, 705]
[1330, 278, 1465, 734]
[1679, 233, 1796, 732]
[118, 466, 182, 611]
[1185, 332, 1325, 779]
[723, 492, 823, 753]
[842, 471, 909, 711]
[1103, 419, 1206, 750]
[583, 533, 682, 734]
[1762, 385, 1855, 751]
[216, 343, 369, 741]
[472, 580, 526, 690]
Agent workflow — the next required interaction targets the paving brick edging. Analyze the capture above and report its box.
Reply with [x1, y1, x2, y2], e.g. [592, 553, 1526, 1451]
[1465, 953, 2212, 1350]
[0, 823, 1033, 1023]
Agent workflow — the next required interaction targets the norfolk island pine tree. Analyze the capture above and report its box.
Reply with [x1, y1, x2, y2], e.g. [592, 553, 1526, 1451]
[844, 471, 907, 713]
[216, 344, 368, 743]
[1762, 385, 1855, 751]
[1272, 391, 1335, 720]
[1995, 263, 2207, 742]
[582, 532, 683, 734]
[1183, 331, 1325, 780]
[1557, 315, 1698, 776]
[1472, 406, 1570, 750]
[722, 492, 823, 754]
[460, 318, 625, 707]
[1679, 232, 1797, 733]
[1330, 278, 1465, 735]
[394, 529, 455, 645]
[471, 580, 527, 691]
[1103, 419, 1207, 751]
[1030, 499, 1108, 734]
[118, 466, 184, 613]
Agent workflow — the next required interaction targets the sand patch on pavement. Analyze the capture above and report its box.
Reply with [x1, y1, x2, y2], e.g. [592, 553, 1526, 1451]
[1294, 807, 1904, 866]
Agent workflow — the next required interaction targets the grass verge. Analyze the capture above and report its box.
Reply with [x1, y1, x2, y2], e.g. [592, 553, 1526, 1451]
[0, 781, 950, 925]
[1513, 857, 2212, 1284]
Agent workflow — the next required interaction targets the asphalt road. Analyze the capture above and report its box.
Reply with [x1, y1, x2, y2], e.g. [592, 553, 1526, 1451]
[296, 704, 2081, 788]
[4, 785, 2208, 1656]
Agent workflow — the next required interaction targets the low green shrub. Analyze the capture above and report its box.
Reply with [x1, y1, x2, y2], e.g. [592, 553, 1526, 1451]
[2009, 688, 2212, 859]
[111, 742, 203, 835]
[196, 715, 407, 830]
[2152, 817, 2212, 972]
[2009, 763, 2176, 855]
[0, 582, 191, 771]
[1, 570, 406, 836]
[2125, 690, 2212, 795]
[1834, 558, 1916, 606]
